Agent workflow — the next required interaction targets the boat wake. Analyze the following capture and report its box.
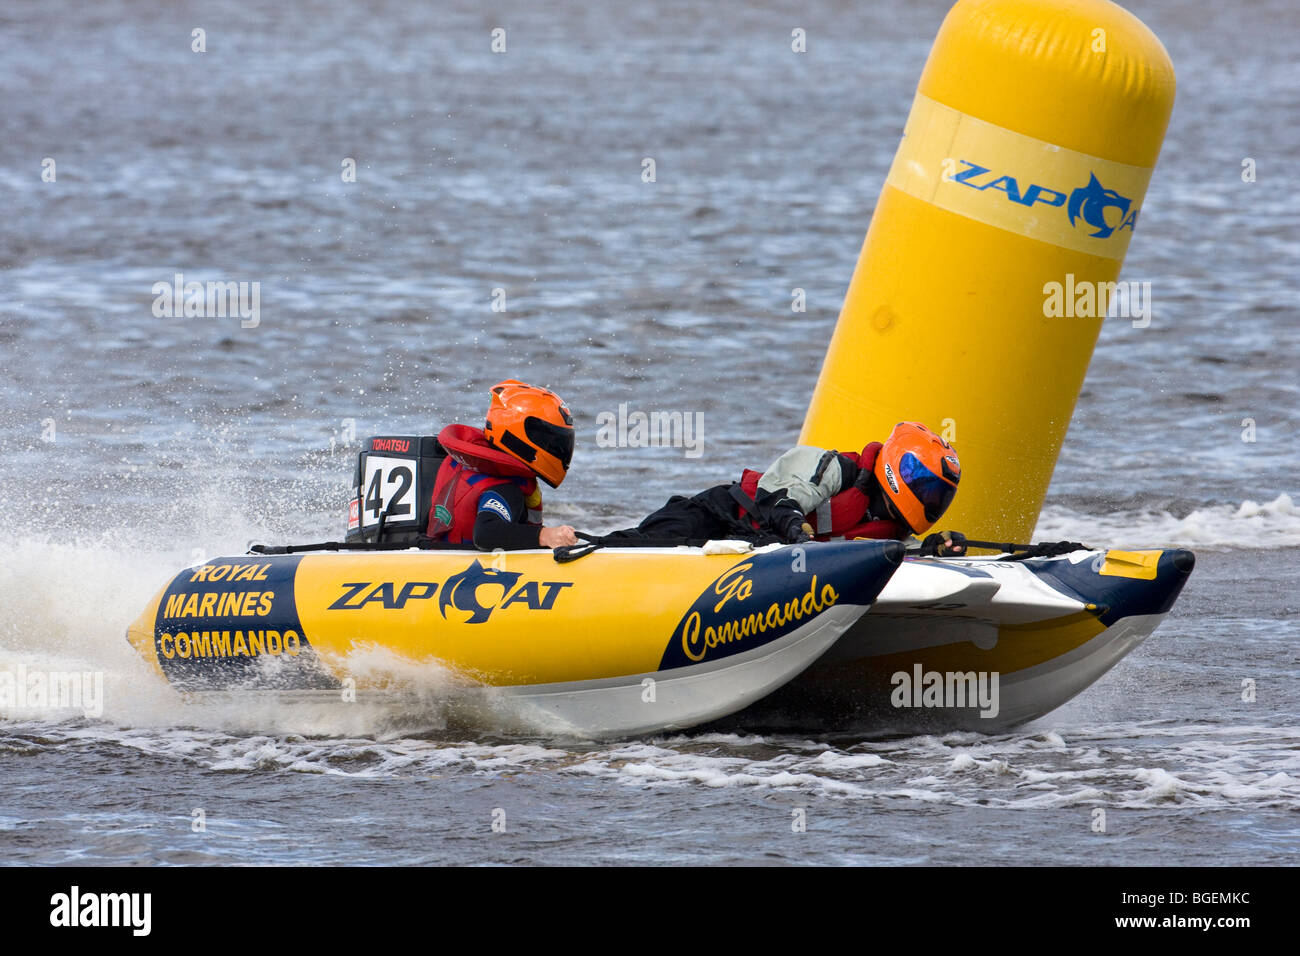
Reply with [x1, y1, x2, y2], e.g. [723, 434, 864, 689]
[1, 719, 1295, 815]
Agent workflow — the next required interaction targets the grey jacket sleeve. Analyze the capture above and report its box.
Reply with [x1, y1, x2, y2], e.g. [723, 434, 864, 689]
[755, 446, 845, 516]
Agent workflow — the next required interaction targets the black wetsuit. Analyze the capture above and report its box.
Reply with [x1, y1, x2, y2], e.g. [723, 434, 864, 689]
[605, 449, 895, 544]
[605, 484, 800, 543]
[471, 483, 543, 551]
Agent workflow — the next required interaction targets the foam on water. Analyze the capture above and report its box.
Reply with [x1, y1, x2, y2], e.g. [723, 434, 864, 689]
[1, 719, 1294, 815]
[1034, 494, 1300, 550]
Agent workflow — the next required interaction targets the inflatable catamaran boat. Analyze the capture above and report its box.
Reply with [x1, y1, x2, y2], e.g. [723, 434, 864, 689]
[125, 433, 1194, 737]
[125, 538, 1193, 738]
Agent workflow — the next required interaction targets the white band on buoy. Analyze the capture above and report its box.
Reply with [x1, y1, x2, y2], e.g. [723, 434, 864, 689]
[887, 94, 1154, 260]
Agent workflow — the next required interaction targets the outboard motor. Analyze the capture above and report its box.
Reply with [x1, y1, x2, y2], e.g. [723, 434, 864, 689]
[346, 435, 446, 545]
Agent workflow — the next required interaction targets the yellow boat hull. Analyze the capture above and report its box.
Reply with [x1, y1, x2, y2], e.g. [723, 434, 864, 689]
[126, 540, 905, 737]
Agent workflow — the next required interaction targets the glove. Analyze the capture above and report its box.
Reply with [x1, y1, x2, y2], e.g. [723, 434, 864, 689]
[774, 508, 811, 544]
[920, 530, 967, 556]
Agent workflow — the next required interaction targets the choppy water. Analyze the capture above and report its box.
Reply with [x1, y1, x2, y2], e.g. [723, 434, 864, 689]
[1, 0, 1297, 865]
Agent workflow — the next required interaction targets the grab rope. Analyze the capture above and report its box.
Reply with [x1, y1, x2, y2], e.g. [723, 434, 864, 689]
[249, 538, 482, 555]
[953, 539, 1091, 561]
[248, 535, 1090, 562]
[552, 530, 786, 564]
[554, 531, 718, 564]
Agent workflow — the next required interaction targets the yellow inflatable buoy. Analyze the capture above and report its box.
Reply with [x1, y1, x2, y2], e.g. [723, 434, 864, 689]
[800, 0, 1176, 541]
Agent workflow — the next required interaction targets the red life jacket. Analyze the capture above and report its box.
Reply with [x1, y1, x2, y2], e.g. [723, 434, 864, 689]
[426, 424, 542, 544]
[738, 443, 905, 541]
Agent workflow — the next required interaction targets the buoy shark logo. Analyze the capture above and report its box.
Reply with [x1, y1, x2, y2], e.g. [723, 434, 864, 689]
[1067, 173, 1132, 239]
[438, 561, 522, 623]
[948, 160, 1139, 241]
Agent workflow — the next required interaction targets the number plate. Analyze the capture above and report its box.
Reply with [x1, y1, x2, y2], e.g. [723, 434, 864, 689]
[359, 454, 419, 531]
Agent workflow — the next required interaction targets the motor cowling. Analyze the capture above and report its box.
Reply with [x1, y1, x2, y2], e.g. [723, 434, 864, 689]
[346, 435, 445, 545]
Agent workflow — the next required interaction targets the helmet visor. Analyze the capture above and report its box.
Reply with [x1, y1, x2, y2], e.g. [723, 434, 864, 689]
[899, 452, 958, 524]
[524, 416, 574, 471]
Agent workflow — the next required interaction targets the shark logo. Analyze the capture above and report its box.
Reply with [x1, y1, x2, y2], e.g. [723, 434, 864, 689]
[438, 560, 522, 624]
[435, 560, 575, 624]
[949, 161, 1140, 242]
[1067, 173, 1132, 239]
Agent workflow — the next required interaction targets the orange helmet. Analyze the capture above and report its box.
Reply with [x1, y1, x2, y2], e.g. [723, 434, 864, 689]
[873, 422, 961, 535]
[483, 380, 574, 488]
